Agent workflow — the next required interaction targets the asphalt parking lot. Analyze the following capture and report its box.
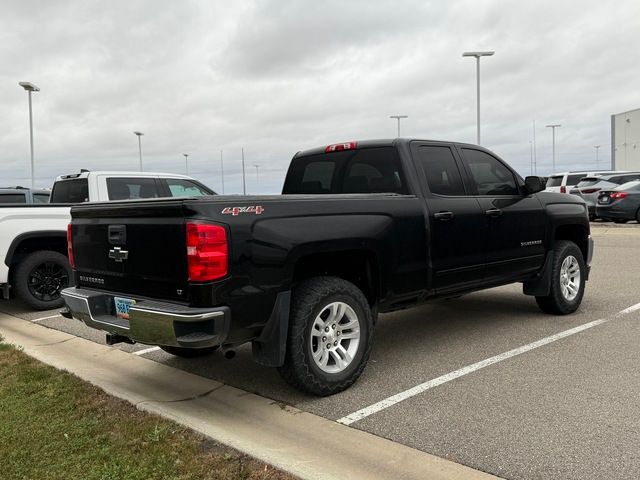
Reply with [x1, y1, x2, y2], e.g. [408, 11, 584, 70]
[2, 224, 640, 480]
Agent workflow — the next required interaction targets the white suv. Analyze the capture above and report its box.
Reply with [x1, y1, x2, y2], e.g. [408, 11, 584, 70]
[544, 170, 620, 194]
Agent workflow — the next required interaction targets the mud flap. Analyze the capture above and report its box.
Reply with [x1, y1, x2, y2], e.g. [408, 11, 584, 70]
[523, 254, 553, 296]
[252, 291, 290, 367]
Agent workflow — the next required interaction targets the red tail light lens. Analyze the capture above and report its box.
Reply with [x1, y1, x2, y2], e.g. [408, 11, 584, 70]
[581, 188, 601, 194]
[610, 192, 628, 199]
[325, 141, 357, 153]
[560, 186, 567, 193]
[186, 223, 227, 282]
[67, 223, 75, 269]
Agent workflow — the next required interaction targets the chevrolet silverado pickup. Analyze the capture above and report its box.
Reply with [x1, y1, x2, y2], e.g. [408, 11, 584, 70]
[1, 171, 214, 309]
[62, 139, 593, 395]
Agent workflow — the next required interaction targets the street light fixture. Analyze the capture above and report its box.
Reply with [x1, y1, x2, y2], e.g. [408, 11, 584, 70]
[462, 51, 494, 145]
[183, 153, 189, 175]
[545, 124, 562, 172]
[19, 82, 40, 187]
[133, 131, 144, 171]
[389, 115, 408, 137]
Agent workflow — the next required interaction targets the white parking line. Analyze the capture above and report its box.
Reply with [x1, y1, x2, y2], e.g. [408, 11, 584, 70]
[338, 302, 640, 426]
[30, 314, 62, 323]
[132, 346, 161, 356]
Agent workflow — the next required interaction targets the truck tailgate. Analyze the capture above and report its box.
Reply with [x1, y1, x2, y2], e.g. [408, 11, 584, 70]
[71, 200, 189, 302]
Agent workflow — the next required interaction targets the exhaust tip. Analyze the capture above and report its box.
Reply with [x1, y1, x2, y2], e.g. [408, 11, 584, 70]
[224, 349, 236, 360]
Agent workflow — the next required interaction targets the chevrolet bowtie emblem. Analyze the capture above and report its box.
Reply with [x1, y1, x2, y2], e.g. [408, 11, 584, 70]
[108, 247, 129, 262]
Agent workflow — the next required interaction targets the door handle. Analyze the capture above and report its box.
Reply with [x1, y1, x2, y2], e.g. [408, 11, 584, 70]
[434, 211, 454, 221]
[485, 208, 503, 218]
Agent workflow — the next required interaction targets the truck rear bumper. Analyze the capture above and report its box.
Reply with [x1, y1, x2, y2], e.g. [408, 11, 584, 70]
[61, 287, 230, 349]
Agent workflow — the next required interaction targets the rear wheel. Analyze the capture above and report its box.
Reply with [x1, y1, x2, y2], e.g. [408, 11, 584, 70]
[160, 345, 218, 357]
[535, 241, 585, 315]
[278, 277, 374, 396]
[14, 250, 73, 310]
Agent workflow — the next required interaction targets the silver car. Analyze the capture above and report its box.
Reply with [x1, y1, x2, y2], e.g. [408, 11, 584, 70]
[570, 172, 640, 219]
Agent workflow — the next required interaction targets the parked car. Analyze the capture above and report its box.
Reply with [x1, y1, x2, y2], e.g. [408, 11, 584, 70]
[62, 139, 593, 395]
[0, 187, 50, 204]
[596, 180, 640, 223]
[1, 171, 215, 309]
[570, 172, 640, 219]
[544, 170, 620, 194]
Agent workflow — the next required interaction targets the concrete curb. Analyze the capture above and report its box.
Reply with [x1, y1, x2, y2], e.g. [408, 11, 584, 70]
[0, 313, 499, 480]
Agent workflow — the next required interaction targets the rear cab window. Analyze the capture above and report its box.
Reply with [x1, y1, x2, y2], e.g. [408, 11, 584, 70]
[566, 174, 585, 186]
[546, 176, 563, 187]
[283, 147, 408, 195]
[0, 193, 27, 203]
[50, 179, 89, 203]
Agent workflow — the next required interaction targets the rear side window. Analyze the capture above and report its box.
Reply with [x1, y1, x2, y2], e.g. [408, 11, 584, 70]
[33, 193, 50, 203]
[107, 178, 160, 200]
[283, 147, 407, 195]
[461, 149, 519, 195]
[576, 178, 599, 187]
[165, 179, 212, 198]
[50, 179, 89, 203]
[415, 146, 465, 196]
[566, 174, 584, 186]
[0, 194, 26, 203]
[546, 176, 563, 187]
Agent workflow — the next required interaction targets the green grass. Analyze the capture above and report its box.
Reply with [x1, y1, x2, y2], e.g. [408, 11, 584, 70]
[0, 340, 294, 480]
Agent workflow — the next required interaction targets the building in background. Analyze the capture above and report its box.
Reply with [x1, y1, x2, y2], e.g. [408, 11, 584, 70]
[612, 107, 640, 170]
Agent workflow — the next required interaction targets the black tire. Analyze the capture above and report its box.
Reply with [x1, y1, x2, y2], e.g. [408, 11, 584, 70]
[14, 250, 73, 310]
[277, 277, 374, 396]
[614, 219, 628, 224]
[535, 240, 586, 315]
[160, 345, 218, 357]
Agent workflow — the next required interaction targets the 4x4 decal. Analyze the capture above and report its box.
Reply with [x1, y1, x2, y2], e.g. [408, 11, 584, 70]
[221, 205, 265, 216]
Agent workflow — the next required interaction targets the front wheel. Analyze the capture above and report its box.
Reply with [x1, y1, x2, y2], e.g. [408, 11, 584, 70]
[278, 277, 374, 396]
[535, 240, 586, 315]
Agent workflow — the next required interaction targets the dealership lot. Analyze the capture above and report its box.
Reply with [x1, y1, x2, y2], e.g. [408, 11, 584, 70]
[2, 226, 640, 480]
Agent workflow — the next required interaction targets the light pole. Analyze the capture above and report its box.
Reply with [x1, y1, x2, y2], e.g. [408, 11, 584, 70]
[462, 51, 494, 145]
[19, 82, 40, 187]
[183, 153, 189, 175]
[241, 148, 246, 195]
[546, 124, 561, 172]
[389, 115, 408, 137]
[220, 149, 225, 194]
[254, 164, 260, 183]
[594, 145, 600, 169]
[133, 131, 144, 171]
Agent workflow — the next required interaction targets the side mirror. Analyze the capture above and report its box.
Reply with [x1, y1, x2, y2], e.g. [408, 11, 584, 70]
[524, 176, 546, 194]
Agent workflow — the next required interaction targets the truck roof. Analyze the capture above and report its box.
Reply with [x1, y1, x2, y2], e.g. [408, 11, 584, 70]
[294, 138, 480, 157]
[54, 171, 196, 181]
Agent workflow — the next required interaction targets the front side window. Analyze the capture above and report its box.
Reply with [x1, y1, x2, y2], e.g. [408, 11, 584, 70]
[33, 193, 50, 203]
[107, 178, 160, 200]
[461, 149, 519, 196]
[415, 146, 466, 196]
[165, 179, 212, 198]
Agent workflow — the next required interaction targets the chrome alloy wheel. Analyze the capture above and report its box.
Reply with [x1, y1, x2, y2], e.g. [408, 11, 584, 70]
[560, 255, 581, 301]
[310, 301, 361, 374]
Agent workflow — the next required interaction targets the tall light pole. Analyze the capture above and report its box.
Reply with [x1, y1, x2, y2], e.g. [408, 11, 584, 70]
[594, 145, 600, 169]
[220, 149, 225, 194]
[19, 82, 40, 187]
[546, 124, 561, 172]
[462, 51, 494, 145]
[133, 131, 144, 171]
[254, 164, 260, 183]
[389, 115, 408, 137]
[183, 153, 189, 175]
[241, 148, 246, 195]
[529, 141, 534, 175]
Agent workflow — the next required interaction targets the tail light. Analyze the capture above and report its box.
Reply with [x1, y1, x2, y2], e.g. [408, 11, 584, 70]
[67, 223, 75, 269]
[610, 192, 628, 199]
[581, 188, 601, 194]
[560, 186, 566, 193]
[186, 222, 227, 282]
[325, 141, 357, 153]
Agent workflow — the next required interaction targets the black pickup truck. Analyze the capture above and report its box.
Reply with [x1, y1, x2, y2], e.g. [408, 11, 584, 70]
[62, 139, 593, 395]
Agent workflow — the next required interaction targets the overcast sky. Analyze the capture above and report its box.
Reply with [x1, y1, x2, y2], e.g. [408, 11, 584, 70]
[2, 0, 639, 193]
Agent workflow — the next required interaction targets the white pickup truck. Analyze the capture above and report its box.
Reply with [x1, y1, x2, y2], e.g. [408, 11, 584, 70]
[1, 170, 215, 309]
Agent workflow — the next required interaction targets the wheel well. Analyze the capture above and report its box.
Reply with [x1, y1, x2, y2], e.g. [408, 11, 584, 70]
[8, 236, 68, 271]
[293, 250, 379, 305]
[554, 225, 588, 260]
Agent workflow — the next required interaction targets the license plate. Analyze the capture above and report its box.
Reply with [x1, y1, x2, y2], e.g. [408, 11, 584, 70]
[599, 196, 610, 204]
[114, 297, 136, 320]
